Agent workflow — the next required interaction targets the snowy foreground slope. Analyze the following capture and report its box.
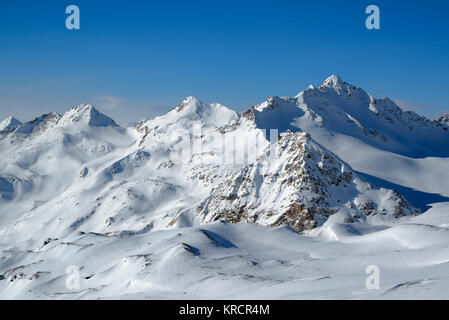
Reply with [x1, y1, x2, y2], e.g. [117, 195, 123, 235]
[1, 76, 449, 299]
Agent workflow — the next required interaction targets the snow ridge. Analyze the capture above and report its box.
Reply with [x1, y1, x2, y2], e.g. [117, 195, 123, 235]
[0, 116, 22, 132]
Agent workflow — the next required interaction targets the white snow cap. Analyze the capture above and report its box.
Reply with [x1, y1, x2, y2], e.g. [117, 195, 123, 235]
[319, 74, 348, 89]
[294, 75, 356, 98]
[175, 96, 203, 112]
[58, 104, 118, 127]
[161, 95, 239, 127]
[0, 116, 22, 131]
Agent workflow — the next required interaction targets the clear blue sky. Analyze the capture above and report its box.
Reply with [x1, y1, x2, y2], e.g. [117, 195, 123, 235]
[0, 0, 448, 124]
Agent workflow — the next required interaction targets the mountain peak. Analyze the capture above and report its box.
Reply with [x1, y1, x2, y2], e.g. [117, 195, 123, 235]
[0, 116, 22, 132]
[319, 74, 347, 90]
[437, 113, 449, 125]
[315, 74, 366, 100]
[144, 96, 238, 133]
[175, 96, 202, 112]
[172, 96, 237, 122]
[13, 112, 61, 135]
[74, 103, 95, 112]
[58, 104, 118, 127]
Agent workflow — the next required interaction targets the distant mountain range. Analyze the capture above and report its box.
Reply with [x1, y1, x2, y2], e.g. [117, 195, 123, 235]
[1, 75, 449, 299]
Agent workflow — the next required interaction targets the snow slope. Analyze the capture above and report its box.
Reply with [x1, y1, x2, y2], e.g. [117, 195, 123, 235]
[1, 77, 449, 299]
[2, 218, 449, 299]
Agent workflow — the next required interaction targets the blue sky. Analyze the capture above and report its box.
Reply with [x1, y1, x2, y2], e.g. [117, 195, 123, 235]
[0, 0, 448, 124]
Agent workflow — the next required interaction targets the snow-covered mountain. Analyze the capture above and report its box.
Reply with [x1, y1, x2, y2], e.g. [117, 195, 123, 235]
[248, 75, 449, 158]
[0, 96, 414, 234]
[1, 77, 449, 299]
[193, 130, 417, 231]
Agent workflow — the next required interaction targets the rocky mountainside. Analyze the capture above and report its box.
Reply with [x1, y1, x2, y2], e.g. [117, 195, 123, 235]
[193, 130, 417, 232]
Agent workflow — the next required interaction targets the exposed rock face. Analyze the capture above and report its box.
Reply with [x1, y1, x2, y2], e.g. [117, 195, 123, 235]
[192, 131, 418, 232]
[437, 114, 449, 128]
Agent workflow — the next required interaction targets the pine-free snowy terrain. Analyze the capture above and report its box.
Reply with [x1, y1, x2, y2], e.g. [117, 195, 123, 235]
[1, 76, 449, 299]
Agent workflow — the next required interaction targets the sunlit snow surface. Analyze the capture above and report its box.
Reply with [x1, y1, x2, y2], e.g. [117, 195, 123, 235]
[1, 215, 449, 299]
[1, 77, 449, 299]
